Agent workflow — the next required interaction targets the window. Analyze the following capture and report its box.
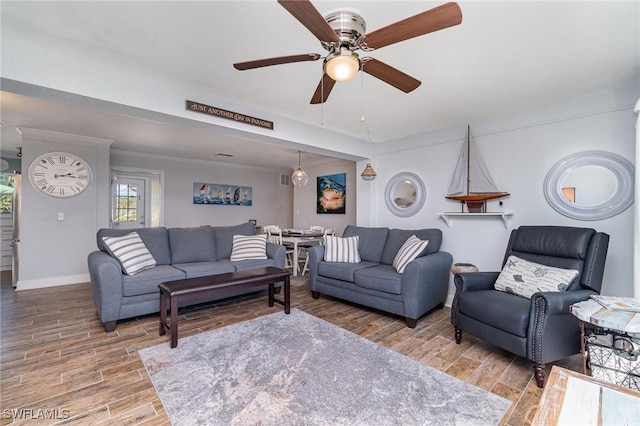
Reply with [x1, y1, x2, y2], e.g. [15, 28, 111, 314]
[115, 183, 138, 222]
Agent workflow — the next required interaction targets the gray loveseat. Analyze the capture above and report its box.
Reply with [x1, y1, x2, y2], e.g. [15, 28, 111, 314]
[88, 222, 285, 332]
[307, 225, 453, 328]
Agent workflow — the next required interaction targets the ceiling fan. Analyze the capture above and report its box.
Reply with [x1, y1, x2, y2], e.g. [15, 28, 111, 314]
[233, 1, 462, 104]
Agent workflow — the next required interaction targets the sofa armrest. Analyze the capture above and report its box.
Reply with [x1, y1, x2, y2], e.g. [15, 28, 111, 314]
[266, 242, 286, 269]
[454, 272, 500, 293]
[401, 251, 453, 319]
[531, 289, 597, 316]
[528, 289, 597, 363]
[87, 250, 125, 324]
[307, 245, 325, 291]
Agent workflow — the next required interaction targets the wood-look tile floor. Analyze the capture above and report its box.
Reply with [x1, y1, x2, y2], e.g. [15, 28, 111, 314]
[0, 271, 583, 425]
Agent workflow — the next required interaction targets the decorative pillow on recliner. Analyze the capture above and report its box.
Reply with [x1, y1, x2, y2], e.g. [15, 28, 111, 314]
[494, 255, 579, 299]
[324, 235, 361, 263]
[393, 235, 429, 273]
[230, 234, 267, 261]
[102, 232, 157, 275]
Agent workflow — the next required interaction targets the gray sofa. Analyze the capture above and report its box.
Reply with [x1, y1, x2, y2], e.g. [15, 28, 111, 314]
[88, 222, 285, 332]
[307, 225, 453, 328]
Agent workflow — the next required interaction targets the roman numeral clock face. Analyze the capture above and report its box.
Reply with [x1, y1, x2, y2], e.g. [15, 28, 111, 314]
[28, 152, 93, 198]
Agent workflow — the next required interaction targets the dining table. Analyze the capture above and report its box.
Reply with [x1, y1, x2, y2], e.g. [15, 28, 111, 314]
[280, 229, 325, 276]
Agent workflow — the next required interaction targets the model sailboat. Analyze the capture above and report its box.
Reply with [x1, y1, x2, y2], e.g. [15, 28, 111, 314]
[445, 125, 509, 212]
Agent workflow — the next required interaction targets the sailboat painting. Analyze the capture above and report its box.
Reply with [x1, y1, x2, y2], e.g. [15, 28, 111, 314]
[445, 126, 509, 212]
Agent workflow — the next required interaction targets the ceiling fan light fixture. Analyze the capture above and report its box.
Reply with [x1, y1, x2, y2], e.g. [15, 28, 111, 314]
[325, 52, 360, 82]
[291, 151, 309, 186]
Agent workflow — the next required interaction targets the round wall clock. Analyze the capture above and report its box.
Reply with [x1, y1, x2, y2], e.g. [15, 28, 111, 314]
[0, 159, 9, 171]
[28, 152, 93, 198]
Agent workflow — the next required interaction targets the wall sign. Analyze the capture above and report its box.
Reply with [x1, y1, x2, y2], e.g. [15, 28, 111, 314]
[186, 100, 273, 130]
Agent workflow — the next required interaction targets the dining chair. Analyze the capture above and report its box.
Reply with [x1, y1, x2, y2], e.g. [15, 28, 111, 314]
[299, 228, 334, 276]
[265, 226, 295, 271]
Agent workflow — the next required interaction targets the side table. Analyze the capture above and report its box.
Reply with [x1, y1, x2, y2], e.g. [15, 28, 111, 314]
[570, 298, 640, 390]
[451, 262, 478, 275]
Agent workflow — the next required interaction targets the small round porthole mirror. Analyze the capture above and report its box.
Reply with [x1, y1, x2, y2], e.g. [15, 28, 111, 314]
[543, 150, 634, 220]
[385, 172, 426, 217]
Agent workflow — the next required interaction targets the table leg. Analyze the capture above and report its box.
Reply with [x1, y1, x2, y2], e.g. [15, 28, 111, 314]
[284, 275, 290, 314]
[292, 241, 299, 276]
[170, 296, 178, 348]
[159, 290, 167, 336]
[580, 320, 587, 374]
[268, 283, 275, 307]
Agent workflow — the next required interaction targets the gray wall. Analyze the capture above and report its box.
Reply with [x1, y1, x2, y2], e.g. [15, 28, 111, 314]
[368, 86, 639, 301]
[17, 128, 111, 289]
[110, 151, 293, 229]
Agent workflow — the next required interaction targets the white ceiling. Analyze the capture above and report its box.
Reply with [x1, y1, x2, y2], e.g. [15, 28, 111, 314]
[1, 1, 638, 170]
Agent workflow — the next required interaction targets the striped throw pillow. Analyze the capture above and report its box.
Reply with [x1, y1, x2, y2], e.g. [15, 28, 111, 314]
[102, 232, 157, 275]
[393, 235, 429, 273]
[324, 235, 361, 263]
[230, 234, 267, 261]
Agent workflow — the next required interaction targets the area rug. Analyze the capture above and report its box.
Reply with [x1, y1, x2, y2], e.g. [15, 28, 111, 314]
[139, 309, 511, 425]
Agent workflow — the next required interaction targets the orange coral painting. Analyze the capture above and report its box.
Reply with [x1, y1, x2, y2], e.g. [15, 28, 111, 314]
[317, 173, 346, 214]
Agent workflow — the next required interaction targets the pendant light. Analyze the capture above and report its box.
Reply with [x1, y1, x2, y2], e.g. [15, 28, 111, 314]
[361, 163, 377, 181]
[291, 151, 308, 186]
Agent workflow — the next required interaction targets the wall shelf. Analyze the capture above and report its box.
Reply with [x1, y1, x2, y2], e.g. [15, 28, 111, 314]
[438, 212, 514, 229]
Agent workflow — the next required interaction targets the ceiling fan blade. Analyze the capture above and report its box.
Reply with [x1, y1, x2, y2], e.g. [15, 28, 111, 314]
[364, 2, 462, 50]
[234, 53, 321, 70]
[310, 74, 336, 104]
[362, 59, 421, 93]
[278, 0, 340, 44]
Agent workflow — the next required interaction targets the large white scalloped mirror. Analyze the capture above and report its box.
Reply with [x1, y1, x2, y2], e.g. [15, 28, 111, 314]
[544, 150, 634, 220]
[385, 172, 426, 217]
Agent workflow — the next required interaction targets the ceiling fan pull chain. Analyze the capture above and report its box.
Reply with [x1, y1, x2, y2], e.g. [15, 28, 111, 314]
[321, 73, 325, 125]
[360, 70, 366, 122]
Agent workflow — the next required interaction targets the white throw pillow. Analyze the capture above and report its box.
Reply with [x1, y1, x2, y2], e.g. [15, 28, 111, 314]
[230, 234, 267, 261]
[494, 255, 579, 299]
[324, 235, 361, 263]
[102, 232, 157, 276]
[393, 235, 429, 273]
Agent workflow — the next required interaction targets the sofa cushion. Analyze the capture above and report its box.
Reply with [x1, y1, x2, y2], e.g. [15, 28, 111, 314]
[354, 264, 402, 295]
[324, 235, 361, 263]
[212, 222, 256, 260]
[169, 226, 216, 264]
[122, 265, 185, 297]
[102, 232, 157, 275]
[457, 290, 531, 338]
[381, 228, 442, 265]
[97, 227, 172, 265]
[494, 255, 578, 299]
[172, 261, 236, 279]
[342, 225, 389, 263]
[317, 261, 379, 283]
[393, 235, 429, 274]
[230, 234, 267, 261]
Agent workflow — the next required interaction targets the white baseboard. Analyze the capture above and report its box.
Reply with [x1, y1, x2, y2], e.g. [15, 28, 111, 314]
[16, 273, 90, 290]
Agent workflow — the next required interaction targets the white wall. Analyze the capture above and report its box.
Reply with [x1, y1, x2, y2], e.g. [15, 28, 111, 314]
[369, 86, 639, 302]
[17, 129, 111, 290]
[110, 151, 293, 229]
[292, 162, 356, 236]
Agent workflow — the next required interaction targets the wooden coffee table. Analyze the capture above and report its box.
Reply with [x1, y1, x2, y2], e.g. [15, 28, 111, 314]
[158, 267, 290, 347]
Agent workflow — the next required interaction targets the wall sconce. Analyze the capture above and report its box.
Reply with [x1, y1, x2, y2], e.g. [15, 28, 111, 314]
[360, 163, 377, 181]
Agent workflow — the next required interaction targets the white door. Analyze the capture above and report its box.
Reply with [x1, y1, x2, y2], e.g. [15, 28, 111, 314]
[112, 177, 146, 229]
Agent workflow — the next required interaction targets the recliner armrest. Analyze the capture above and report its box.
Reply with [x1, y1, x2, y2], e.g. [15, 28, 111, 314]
[454, 272, 500, 292]
[531, 289, 597, 315]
